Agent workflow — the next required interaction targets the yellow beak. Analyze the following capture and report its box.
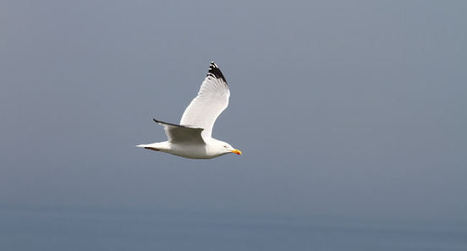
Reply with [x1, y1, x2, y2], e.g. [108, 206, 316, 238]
[231, 149, 242, 155]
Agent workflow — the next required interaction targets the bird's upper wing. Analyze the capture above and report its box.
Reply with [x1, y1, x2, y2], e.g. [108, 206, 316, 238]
[153, 119, 205, 144]
[180, 62, 230, 138]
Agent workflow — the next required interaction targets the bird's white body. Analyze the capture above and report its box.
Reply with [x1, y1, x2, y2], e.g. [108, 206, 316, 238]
[138, 138, 233, 159]
[137, 62, 242, 159]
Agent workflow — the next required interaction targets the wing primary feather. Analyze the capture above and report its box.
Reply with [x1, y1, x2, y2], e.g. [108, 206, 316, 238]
[207, 61, 227, 84]
[153, 118, 203, 130]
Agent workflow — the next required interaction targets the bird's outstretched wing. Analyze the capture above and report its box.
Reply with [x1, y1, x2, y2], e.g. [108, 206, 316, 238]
[153, 118, 205, 144]
[180, 62, 230, 138]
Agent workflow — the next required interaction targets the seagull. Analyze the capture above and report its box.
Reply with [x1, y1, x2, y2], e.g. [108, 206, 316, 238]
[137, 62, 242, 159]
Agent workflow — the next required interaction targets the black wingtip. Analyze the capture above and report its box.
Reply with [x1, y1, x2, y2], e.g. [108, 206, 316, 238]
[207, 61, 227, 83]
[152, 118, 192, 129]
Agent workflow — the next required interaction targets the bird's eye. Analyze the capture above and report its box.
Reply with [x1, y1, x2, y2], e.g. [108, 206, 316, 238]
[224, 145, 227, 148]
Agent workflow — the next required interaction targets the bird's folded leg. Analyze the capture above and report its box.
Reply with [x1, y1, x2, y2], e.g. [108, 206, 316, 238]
[144, 147, 160, 151]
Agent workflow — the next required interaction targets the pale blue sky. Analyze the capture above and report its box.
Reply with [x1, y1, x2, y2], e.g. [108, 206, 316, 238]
[1, 0, 466, 224]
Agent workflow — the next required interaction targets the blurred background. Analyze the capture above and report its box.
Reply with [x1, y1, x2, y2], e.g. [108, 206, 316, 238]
[1, 0, 466, 250]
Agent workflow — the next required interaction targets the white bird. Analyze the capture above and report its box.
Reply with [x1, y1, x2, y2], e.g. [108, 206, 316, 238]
[137, 62, 242, 159]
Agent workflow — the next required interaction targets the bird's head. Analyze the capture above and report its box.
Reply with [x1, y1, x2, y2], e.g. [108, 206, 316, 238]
[218, 141, 242, 156]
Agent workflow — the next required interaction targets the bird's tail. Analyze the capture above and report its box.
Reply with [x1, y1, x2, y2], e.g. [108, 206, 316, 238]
[136, 144, 160, 151]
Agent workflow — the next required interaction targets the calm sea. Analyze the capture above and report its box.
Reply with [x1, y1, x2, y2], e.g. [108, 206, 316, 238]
[1, 207, 466, 251]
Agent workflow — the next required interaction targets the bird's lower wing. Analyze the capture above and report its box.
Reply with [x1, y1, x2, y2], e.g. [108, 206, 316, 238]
[153, 118, 205, 144]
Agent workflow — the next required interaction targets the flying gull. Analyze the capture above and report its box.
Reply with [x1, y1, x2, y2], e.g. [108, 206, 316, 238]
[137, 62, 242, 159]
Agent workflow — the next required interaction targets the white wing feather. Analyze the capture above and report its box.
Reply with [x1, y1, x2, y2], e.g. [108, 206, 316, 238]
[180, 62, 230, 138]
[153, 119, 205, 144]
